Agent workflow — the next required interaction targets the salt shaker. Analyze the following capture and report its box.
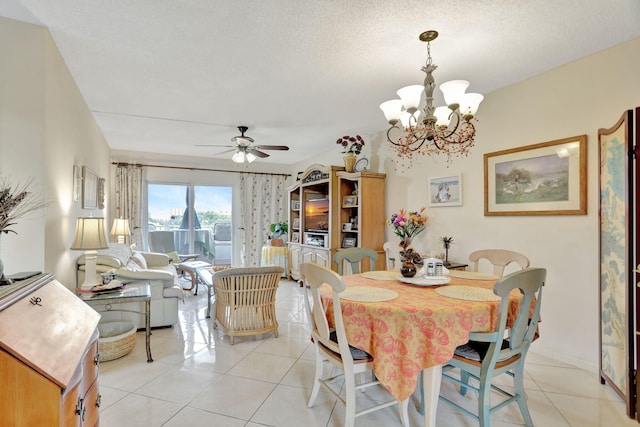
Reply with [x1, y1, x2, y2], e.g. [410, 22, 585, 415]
[426, 262, 435, 276]
[435, 260, 444, 276]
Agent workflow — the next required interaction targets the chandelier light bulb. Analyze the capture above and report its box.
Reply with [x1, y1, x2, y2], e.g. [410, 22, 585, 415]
[379, 99, 404, 125]
[396, 85, 424, 114]
[434, 106, 452, 128]
[439, 80, 470, 108]
[459, 93, 484, 118]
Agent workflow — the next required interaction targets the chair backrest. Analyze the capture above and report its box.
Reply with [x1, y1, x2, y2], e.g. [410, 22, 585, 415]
[148, 231, 177, 253]
[488, 267, 546, 363]
[213, 222, 232, 242]
[383, 242, 401, 270]
[300, 262, 354, 364]
[333, 247, 378, 275]
[468, 249, 530, 277]
[213, 266, 283, 305]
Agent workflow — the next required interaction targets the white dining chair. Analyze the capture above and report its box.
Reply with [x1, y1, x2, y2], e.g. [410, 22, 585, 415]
[468, 249, 530, 277]
[383, 241, 401, 270]
[300, 262, 409, 427]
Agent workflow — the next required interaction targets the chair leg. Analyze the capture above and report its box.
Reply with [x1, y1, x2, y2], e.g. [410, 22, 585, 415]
[398, 398, 409, 427]
[308, 350, 323, 407]
[514, 363, 534, 426]
[460, 370, 470, 396]
[344, 372, 356, 427]
[478, 379, 491, 427]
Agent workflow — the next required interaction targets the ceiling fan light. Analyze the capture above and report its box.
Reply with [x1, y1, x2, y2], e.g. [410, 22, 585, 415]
[396, 85, 424, 113]
[246, 152, 256, 163]
[439, 80, 469, 107]
[232, 150, 245, 163]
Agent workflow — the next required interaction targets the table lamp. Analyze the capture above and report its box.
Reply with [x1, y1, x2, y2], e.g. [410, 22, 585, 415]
[71, 216, 109, 290]
[110, 217, 131, 244]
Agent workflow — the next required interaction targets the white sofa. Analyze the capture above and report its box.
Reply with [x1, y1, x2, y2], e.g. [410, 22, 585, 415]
[76, 244, 184, 328]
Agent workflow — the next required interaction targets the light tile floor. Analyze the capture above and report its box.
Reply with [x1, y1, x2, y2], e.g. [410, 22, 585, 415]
[98, 278, 636, 427]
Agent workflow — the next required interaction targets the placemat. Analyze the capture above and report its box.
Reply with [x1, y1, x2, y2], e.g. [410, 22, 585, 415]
[447, 270, 500, 281]
[435, 285, 501, 301]
[360, 270, 399, 281]
[340, 286, 399, 302]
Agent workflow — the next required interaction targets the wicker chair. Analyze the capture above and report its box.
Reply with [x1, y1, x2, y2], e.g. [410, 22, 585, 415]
[212, 266, 283, 344]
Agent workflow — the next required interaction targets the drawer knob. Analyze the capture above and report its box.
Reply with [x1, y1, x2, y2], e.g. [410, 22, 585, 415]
[29, 296, 42, 306]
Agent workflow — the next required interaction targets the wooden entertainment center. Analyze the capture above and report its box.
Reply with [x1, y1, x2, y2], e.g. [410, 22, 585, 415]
[287, 164, 386, 279]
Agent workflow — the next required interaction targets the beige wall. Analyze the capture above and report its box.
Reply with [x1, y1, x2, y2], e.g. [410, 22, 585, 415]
[0, 17, 110, 287]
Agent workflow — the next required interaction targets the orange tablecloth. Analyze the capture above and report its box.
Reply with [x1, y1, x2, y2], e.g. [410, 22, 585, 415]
[321, 273, 521, 402]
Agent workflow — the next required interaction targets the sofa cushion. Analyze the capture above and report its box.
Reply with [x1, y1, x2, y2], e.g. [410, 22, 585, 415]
[131, 251, 148, 269]
[124, 259, 142, 271]
[167, 251, 181, 263]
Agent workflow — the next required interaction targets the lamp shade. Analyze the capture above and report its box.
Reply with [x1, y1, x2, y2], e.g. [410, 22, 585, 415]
[110, 218, 131, 236]
[70, 217, 109, 250]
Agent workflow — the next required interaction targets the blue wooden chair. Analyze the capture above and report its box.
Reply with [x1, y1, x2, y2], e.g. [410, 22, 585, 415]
[434, 267, 546, 426]
[333, 247, 378, 275]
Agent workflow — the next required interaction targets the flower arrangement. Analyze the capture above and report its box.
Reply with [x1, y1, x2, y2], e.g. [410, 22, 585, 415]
[387, 207, 428, 248]
[336, 135, 365, 155]
[0, 177, 46, 235]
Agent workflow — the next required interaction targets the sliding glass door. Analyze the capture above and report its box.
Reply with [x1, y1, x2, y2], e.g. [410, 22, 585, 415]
[147, 183, 232, 265]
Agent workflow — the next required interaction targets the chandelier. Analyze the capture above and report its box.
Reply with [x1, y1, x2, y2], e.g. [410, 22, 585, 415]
[379, 30, 483, 162]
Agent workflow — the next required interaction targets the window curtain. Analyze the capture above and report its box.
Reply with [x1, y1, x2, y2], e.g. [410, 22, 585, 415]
[239, 173, 286, 266]
[114, 165, 143, 248]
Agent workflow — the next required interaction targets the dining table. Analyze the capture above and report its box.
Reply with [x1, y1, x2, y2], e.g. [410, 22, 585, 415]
[320, 269, 525, 427]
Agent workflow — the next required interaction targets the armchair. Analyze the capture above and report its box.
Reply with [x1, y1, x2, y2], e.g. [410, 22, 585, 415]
[212, 266, 283, 344]
[148, 230, 199, 263]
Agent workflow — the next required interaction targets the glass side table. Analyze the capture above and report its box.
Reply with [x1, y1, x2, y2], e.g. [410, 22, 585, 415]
[76, 283, 153, 363]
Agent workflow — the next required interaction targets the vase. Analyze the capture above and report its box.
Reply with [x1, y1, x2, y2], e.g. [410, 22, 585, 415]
[343, 152, 357, 173]
[400, 260, 417, 278]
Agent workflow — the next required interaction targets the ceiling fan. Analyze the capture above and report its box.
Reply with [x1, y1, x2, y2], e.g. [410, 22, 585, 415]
[196, 126, 289, 163]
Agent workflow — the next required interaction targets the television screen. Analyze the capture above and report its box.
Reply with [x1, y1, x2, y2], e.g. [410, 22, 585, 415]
[305, 198, 329, 231]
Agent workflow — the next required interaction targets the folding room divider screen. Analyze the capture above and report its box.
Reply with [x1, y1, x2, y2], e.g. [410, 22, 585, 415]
[598, 107, 640, 420]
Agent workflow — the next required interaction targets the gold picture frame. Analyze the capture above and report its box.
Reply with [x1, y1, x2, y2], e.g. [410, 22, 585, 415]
[342, 195, 357, 207]
[484, 135, 587, 216]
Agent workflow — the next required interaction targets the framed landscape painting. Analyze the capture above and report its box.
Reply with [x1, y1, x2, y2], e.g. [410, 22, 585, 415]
[484, 135, 587, 216]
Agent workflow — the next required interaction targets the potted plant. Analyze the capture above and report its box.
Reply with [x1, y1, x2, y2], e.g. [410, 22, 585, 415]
[336, 135, 365, 172]
[269, 221, 288, 246]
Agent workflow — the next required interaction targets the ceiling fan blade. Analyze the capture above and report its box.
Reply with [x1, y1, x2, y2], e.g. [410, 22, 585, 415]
[194, 144, 235, 148]
[249, 148, 270, 158]
[212, 148, 237, 156]
[254, 145, 290, 151]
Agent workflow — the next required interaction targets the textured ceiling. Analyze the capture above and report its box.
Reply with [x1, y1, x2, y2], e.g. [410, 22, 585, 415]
[2, 0, 639, 164]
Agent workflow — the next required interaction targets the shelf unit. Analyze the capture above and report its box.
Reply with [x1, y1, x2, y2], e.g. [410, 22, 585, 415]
[334, 171, 387, 271]
[287, 164, 386, 279]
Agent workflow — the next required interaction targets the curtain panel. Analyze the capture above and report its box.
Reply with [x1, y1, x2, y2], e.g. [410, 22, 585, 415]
[239, 173, 286, 266]
[114, 165, 144, 248]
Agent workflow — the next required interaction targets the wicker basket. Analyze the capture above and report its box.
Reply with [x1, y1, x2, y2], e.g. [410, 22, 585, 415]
[98, 321, 136, 362]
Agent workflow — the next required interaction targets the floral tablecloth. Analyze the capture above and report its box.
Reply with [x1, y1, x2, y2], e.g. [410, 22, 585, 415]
[320, 273, 522, 402]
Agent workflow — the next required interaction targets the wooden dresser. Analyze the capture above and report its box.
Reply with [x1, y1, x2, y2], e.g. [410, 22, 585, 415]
[0, 274, 101, 426]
